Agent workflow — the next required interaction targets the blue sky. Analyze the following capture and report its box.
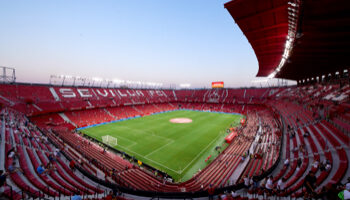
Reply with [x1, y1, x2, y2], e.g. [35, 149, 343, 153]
[0, 0, 266, 88]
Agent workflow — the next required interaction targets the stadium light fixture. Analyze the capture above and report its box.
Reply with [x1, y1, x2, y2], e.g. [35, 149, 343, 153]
[113, 79, 124, 84]
[267, 0, 300, 79]
[49, 74, 167, 89]
[92, 77, 102, 82]
[251, 78, 269, 83]
[180, 83, 191, 88]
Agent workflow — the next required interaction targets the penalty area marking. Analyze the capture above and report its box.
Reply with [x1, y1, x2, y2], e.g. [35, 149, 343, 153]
[169, 118, 193, 124]
[178, 129, 223, 174]
[144, 139, 175, 158]
[115, 143, 182, 174]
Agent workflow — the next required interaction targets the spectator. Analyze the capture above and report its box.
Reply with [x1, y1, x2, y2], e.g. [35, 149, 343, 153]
[53, 148, 61, 157]
[346, 177, 350, 191]
[343, 183, 350, 200]
[0, 170, 8, 188]
[243, 175, 250, 188]
[277, 178, 286, 193]
[71, 192, 82, 200]
[104, 171, 108, 180]
[219, 192, 226, 200]
[37, 165, 47, 175]
[252, 177, 259, 190]
[48, 153, 56, 162]
[318, 184, 340, 200]
[284, 158, 290, 167]
[69, 160, 76, 171]
[290, 131, 295, 139]
[299, 143, 305, 152]
[259, 168, 265, 175]
[45, 162, 56, 172]
[265, 176, 274, 194]
[208, 184, 215, 200]
[231, 189, 239, 198]
[312, 160, 319, 169]
[325, 163, 332, 171]
[297, 158, 302, 170]
[241, 155, 245, 162]
[105, 191, 114, 200]
[303, 131, 310, 137]
[319, 162, 326, 171]
[7, 148, 19, 161]
[8, 161, 23, 174]
[259, 177, 266, 190]
[303, 171, 317, 198]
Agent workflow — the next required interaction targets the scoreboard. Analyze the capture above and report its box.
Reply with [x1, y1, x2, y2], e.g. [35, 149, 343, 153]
[212, 81, 224, 88]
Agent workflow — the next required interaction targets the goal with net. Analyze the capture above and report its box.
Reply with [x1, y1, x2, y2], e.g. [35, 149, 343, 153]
[102, 135, 118, 146]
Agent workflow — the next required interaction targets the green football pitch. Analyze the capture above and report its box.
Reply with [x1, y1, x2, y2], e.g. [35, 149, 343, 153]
[81, 110, 242, 182]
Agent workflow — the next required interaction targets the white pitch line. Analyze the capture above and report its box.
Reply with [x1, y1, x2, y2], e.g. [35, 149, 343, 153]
[101, 112, 230, 176]
[127, 142, 138, 148]
[144, 140, 175, 158]
[116, 143, 181, 174]
[107, 125, 182, 173]
[111, 135, 137, 146]
[179, 130, 224, 174]
[116, 125, 173, 142]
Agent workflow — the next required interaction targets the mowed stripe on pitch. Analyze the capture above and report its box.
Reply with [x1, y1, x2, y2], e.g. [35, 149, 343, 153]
[81, 110, 241, 181]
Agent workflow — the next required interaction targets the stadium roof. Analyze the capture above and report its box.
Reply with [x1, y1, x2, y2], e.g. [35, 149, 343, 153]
[225, 0, 350, 81]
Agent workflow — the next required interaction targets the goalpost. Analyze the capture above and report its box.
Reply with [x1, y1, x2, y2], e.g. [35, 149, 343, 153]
[102, 135, 118, 146]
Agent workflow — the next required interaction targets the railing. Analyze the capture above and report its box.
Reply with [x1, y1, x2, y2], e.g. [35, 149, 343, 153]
[328, 117, 350, 136]
[251, 106, 285, 181]
[4, 185, 49, 200]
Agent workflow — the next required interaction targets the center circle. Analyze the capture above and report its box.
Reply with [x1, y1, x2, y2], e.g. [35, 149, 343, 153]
[169, 118, 193, 124]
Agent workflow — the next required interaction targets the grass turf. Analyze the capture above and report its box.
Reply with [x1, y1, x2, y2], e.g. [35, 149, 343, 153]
[81, 110, 242, 182]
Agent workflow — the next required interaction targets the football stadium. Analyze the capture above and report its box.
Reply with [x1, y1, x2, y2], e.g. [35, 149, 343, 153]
[0, 0, 350, 200]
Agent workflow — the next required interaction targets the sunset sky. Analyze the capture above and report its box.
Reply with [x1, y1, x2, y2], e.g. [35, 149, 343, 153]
[0, 0, 293, 88]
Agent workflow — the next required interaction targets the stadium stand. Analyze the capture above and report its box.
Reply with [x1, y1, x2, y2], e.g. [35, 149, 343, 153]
[1, 0, 350, 198]
[0, 81, 349, 199]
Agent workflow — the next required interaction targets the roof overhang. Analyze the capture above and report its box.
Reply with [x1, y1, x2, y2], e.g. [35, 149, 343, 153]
[225, 0, 350, 80]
